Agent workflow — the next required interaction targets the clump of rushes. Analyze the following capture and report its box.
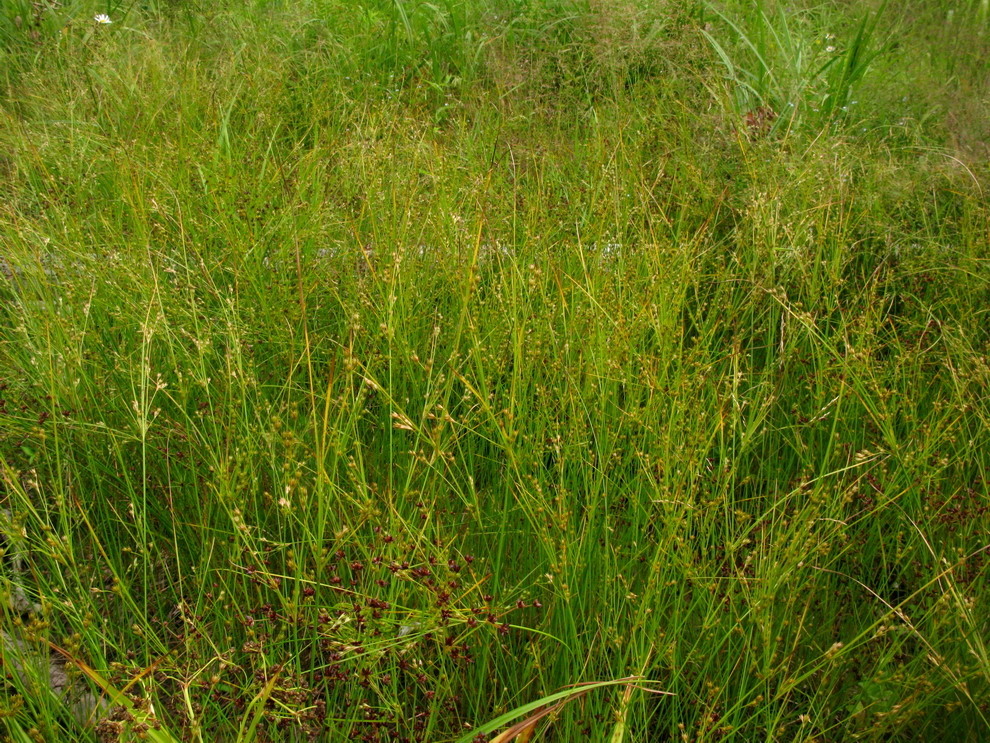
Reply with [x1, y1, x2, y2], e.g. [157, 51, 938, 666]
[1, 0, 989, 741]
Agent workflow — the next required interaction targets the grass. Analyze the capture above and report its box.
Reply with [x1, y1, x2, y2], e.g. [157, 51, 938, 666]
[0, 0, 988, 740]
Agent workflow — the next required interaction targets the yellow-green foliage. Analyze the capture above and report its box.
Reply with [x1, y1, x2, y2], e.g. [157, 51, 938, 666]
[0, 1, 988, 741]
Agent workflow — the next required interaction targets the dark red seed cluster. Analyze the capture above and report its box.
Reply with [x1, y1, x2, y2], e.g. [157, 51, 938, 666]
[183, 519, 548, 740]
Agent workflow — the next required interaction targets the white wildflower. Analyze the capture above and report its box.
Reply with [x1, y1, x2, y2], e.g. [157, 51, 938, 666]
[94, 14, 112, 24]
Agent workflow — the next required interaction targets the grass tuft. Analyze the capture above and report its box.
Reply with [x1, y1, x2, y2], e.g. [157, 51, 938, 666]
[1, 0, 989, 740]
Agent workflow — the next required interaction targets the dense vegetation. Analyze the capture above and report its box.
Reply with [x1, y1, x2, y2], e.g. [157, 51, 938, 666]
[1, 1, 988, 740]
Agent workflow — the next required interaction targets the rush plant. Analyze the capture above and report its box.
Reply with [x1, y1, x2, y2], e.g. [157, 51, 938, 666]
[0, 0, 988, 741]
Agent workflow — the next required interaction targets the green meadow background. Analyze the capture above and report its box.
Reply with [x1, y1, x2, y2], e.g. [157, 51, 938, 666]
[1, 0, 988, 740]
